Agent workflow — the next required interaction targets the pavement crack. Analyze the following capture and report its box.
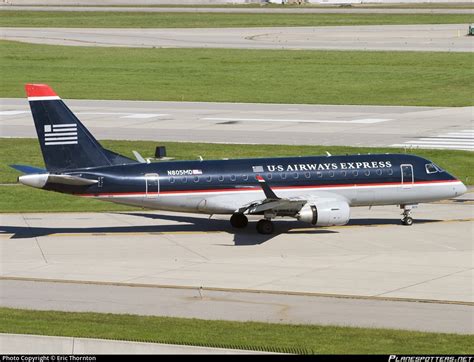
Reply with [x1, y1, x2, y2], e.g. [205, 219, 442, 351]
[374, 267, 473, 298]
[158, 234, 211, 262]
[21, 214, 48, 264]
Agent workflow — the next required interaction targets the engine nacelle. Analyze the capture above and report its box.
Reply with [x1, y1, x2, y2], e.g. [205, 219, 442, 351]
[297, 200, 350, 226]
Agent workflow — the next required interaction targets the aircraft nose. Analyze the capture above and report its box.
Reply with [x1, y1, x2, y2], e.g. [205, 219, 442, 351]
[454, 181, 467, 197]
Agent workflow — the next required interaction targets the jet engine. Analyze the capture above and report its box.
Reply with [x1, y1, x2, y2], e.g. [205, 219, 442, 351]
[296, 200, 350, 226]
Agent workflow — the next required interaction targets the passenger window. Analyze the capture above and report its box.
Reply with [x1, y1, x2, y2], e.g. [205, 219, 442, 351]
[169, 177, 175, 183]
[293, 173, 299, 179]
[342, 171, 347, 177]
[181, 177, 188, 183]
[317, 171, 322, 178]
[304, 172, 310, 179]
[425, 163, 437, 174]
[364, 170, 370, 176]
[329, 171, 335, 178]
[387, 169, 393, 176]
[376, 169, 382, 176]
[281, 173, 287, 180]
[242, 174, 248, 181]
[207, 175, 212, 182]
[230, 175, 236, 181]
[267, 174, 272, 180]
[194, 176, 199, 183]
[353, 170, 359, 177]
[218, 175, 224, 182]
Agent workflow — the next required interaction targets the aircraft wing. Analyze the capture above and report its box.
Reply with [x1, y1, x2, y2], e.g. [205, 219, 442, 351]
[241, 198, 307, 215]
[236, 176, 351, 227]
[238, 176, 307, 216]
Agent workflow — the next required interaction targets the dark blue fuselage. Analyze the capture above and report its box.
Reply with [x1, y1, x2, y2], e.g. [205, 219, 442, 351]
[46, 153, 456, 197]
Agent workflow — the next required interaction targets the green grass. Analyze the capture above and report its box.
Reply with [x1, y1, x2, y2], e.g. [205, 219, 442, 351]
[0, 138, 472, 213]
[0, 11, 472, 28]
[0, 307, 472, 354]
[1, 40, 473, 107]
[11, 3, 474, 9]
[0, 185, 138, 213]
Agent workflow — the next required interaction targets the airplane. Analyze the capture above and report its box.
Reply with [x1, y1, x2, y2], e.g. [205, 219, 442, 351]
[12, 84, 467, 235]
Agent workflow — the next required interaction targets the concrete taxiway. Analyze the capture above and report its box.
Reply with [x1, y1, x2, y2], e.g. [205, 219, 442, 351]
[1, 24, 472, 52]
[1, 279, 472, 334]
[1, 197, 473, 333]
[1, 98, 473, 150]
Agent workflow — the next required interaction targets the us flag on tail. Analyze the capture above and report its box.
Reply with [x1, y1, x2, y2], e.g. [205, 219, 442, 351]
[44, 123, 78, 146]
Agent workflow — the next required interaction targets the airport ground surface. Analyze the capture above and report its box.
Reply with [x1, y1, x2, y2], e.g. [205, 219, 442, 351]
[1, 24, 472, 52]
[1, 195, 473, 333]
[1, 98, 472, 150]
[0, 6, 472, 15]
[1, 3, 472, 341]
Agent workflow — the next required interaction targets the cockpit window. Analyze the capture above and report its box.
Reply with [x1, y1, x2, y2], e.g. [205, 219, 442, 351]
[434, 163, 444, 172]
[425, 163, 437, 174]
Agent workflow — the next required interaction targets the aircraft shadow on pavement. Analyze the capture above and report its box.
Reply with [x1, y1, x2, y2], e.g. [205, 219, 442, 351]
[348, 218, 440, 226]
[0, 213, 440, 245]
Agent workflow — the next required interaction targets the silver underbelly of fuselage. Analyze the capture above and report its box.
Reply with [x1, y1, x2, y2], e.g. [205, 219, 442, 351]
[87, 181, 466, 214]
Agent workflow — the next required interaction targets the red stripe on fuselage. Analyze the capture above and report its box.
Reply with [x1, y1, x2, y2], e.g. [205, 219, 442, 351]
[77, 179, 459, 197]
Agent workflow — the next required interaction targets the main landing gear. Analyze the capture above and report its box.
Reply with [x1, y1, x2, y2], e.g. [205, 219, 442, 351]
[400, 205, 414, 226]
[256, 219, 274, 235]
[230, 213, 275, 234]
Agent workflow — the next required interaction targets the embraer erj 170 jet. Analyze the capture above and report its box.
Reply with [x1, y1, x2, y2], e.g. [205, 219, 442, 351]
[13, 84, 467, 234]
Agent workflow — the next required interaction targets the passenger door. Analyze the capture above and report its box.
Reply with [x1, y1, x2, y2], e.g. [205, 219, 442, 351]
[145, 173, 160, 198]
[400, 164, 414, 189]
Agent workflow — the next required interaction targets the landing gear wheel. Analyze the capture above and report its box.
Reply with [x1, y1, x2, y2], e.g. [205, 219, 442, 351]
[400, 205, 414, 226]
[401, 216, 413, 226]
[230, 213, 248, 228]
[256, 219, 274, 235]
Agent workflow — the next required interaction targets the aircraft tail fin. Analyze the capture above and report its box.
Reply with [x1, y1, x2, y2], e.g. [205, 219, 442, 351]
[25, 84, 137, 171]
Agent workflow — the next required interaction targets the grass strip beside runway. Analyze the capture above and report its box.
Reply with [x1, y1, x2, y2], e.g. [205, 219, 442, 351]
[0, 12, 472, 28]
[0, 138, 472, 213]
[0, 307, 472, 354]
[1, 40, 473, 107]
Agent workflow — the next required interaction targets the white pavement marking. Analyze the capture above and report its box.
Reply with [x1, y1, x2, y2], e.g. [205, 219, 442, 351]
[0, 111, 29, 116]
[1, 110, 169, 119]
[202, 117, 392, 124]
[392, 129, 474, 151]
[77, 112, 169, 118]
[121, 114, 166, 119]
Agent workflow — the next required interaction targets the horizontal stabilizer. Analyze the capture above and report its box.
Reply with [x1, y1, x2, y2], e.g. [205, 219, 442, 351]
[18, 173, 98, 188]
[132, 150, 147, 163]
[48, 174, 98, 186]
[10, 164, 47, 174]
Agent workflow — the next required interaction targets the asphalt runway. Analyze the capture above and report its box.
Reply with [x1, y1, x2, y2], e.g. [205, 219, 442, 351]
[1, 24, 472, 52]
[1, 98, 472, 150]
[1, 6, 472, 14]
[1, 196, 473, 333]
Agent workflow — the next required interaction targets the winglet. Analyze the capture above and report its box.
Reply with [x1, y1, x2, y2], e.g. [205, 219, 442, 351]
[256, 175, 279, 200]
[25, 84, 60, 101]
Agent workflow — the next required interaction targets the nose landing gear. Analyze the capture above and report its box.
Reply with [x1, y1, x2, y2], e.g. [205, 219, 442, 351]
[400, 205, 415, 226]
